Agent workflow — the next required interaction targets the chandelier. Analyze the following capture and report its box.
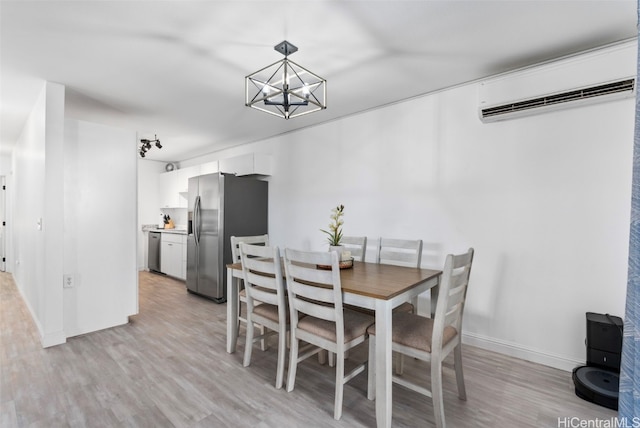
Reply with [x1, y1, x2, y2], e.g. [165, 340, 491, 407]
[245, 41, 327, 119]
[139, 134, 161, 158]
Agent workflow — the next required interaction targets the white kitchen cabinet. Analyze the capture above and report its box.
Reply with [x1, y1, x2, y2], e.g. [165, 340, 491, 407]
[159, 170, 180, 208]
[176, 165, 201, 208]
[177, 165, 201, 193]
[219, 153, 271, 176]
[182, 236, 187, 281]
[159, 165, 201, 208]
[161, 233, 185, 279]
[199, 161, 219, 175]
[158, 155, 269, 209]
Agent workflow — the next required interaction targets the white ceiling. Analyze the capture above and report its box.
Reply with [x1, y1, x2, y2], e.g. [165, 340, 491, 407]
[1, 1, 636, 163]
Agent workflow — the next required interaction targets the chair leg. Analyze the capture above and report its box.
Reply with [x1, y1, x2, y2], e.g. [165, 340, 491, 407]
[318, 349, 327, 365]
[236, 301, 242, 337]
[260, 325, 268, 351]
[243, 318, 254, 367]
[334, 350, 345, 420]
[237, 281, 243, 336]
[367, 335, 376, 400]
[431, 360, 445, 428]
[275, 326, 286, 389]
[328, 351, 336, 368]
[286, 336, 299, 392]
[454, 344, 467, 400]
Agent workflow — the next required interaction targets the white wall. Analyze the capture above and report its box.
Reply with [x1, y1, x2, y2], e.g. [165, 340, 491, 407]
[9, 82, 139, 346]
[184, 42, 634, 370]
[63, 119, 138, 337]
[11, 81, 66, 346]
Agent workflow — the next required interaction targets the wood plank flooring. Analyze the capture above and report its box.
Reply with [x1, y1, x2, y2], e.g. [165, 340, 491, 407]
[1, 271, 617, 427]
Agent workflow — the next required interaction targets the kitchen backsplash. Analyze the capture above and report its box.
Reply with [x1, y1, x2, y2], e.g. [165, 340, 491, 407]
[160, 208, 188, 229]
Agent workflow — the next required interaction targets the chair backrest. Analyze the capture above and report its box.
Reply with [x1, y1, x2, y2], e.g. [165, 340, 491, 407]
[376, 238, 423, 268]
[432, 248, 474, 351]
[231, 234, 269, 263]
[239, 243, 286, 320]
[340, 236, 367, 262]
[283, 248, 344, 342]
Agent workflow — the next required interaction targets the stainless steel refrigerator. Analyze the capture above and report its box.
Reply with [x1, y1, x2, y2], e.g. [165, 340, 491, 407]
[186, 173, 268, 302]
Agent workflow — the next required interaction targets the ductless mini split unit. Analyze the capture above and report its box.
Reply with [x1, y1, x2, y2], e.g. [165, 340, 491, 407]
[478, 41, 636, 123]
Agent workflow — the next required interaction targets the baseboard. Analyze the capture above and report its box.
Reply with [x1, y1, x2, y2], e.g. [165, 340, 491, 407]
[12, 275, 66, 348]
[462, 331, 582, 372]
[41, 330, 66, 348]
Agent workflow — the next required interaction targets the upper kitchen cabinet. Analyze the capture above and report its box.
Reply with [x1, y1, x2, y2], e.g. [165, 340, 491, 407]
[219, 153, 271, 176]
[177, 165, 201, 193]
[200, 161, 219, 175]
[159, 170, 181, 208]
[159, 165, 202, 208]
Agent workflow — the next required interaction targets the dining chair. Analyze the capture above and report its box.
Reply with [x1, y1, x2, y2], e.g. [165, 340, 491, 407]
[377, 237, 423, 313]
[340, 236, 367, 262]
[239, 242, 288, 389]
[366, 248, 474, 428]
[323, 235, 366, 367]
[283, 248, 374, 420]
[377, 237, 423, 268]
[231, 234, 270, 350]
[339, 237, 419, 371]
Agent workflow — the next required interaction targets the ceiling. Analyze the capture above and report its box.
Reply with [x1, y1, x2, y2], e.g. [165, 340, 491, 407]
[1, 1, 637, 163]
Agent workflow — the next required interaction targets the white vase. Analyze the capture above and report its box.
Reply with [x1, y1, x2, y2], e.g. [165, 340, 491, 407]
[329, 245, 343, 261]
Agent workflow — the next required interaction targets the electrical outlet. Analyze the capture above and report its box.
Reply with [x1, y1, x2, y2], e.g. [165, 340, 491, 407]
[63, 274, 73, 288]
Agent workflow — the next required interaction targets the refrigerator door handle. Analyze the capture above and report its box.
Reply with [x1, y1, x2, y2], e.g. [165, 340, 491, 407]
[194, 195, 201, 245]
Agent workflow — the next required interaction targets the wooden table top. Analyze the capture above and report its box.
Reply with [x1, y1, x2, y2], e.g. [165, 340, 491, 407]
[227, 260, 441, 301]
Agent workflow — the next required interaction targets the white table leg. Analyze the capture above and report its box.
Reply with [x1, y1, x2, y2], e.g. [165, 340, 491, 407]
[375, 299, 393, 428]
[226, 267, 239, 353]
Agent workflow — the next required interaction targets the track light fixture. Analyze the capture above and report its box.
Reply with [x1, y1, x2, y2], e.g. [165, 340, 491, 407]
[139, 134, 161, 158]
[245, 40, 327, 119]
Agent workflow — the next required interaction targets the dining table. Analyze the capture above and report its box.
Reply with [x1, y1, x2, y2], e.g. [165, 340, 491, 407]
[226, 259, 442, 428]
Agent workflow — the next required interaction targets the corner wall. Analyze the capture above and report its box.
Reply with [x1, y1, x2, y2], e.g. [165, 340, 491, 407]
[10, 82, 139, 346]
[11, 81, 65, 346]
[63, 119, 138, 337]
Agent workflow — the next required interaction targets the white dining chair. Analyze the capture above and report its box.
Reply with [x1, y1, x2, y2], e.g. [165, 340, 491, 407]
[231, 234, 269, 349]
[283, 248, 374, 420]
[239, 243, 288, 389]
[377, 237, 423, 311]
[340, 236, 367, 262]
[367, 248, 474, 428]
[376, 237, 423, 373]
[377, 237, 423, 268]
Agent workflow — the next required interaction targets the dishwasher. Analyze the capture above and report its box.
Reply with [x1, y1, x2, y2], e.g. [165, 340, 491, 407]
[148, 231, 162, 272]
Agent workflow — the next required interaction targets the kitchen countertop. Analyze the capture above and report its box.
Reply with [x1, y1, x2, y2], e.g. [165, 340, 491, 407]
[153, 228, 187, 234]
[141, 224, 187, 234]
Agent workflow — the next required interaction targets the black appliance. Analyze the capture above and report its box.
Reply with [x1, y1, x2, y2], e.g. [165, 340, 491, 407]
[572, 312, 623, 410]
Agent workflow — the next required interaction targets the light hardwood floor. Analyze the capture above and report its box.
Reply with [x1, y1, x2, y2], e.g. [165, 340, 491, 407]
[1, 271, 616, 427]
